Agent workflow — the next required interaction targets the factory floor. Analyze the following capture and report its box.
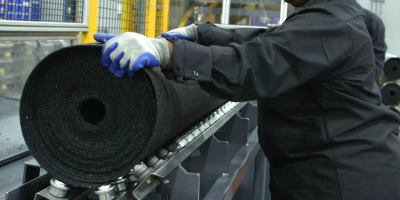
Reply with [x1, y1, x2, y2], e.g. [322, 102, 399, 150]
[0, 97, 28, 161]
[0, 156, 47, 200]
[0, 96, 43, 200]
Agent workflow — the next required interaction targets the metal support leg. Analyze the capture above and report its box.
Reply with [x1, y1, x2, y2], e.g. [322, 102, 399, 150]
[24, 165, 41, 183]
[5, 174, 52, 200]
[237, 101, 258, 132]
[215, 113, 249, 145]
[203, 128, 260, 200]
[23, 158, 41, 183]
[181, 135, 229, 199]
[253, 150, 271, 200]
[169, 165, 200, 200]
[161, 179, 171, 200]
[215, 113, 250, 165]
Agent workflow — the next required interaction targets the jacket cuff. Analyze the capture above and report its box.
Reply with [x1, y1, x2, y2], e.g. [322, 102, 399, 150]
[197, 22, 231, 46]
[156, 38, 171, 70]
[164, 37, 212, 82]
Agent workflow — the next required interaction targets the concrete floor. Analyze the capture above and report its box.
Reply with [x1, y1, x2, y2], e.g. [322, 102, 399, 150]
[0, 97, 28, 161]
[0, 97, 35, 200]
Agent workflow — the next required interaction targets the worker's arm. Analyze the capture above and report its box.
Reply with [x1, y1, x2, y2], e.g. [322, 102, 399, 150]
[161, 23, 268, 46]
[196, 22, 268, 46]
[163, 12, 354, 101]
[363, 9, 387, 83]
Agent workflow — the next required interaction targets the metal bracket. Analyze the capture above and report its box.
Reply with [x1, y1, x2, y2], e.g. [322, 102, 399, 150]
[33, 187, 88, 200]
[215, 113, 249, 145]
[23, 158, 41, 183]
[6, 174, 53, 200]
[203, 128, 260, 200]
[132, 102, 247, 200]
[168, 165, 200, 200]
[237, 101, 258, 132]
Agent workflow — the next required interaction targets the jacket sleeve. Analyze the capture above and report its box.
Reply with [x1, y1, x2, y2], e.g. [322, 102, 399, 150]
[197, 22, 268, 46]
[164, 12, 353, 101]
[363, 9, 387, 83]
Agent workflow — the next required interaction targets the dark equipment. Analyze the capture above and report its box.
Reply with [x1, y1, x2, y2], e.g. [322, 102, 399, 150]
[381, 81, 400, 106]
[19, 44, 226, 188]
[7, 101, 267, 200]
[383, 55, 400, 80]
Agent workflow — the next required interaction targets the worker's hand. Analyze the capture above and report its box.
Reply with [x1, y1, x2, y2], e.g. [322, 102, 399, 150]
[160, 24, 198, 42]
[94, 33, 119, 42]
[95, 32, 170, 77]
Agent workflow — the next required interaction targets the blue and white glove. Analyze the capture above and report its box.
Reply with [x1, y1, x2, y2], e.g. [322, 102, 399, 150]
[94, 32, 170, 77]
[94, 33, 118, 42]
[160, 24, 198, 42]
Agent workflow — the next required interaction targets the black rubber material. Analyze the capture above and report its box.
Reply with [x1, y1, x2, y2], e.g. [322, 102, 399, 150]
[381, 81, 400, 106]
[20, 44, 225, 187]
[383, 57, 400, 80]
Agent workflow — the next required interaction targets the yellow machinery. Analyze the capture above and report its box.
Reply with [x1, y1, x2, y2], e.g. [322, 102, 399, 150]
[82, 0, 170, 43]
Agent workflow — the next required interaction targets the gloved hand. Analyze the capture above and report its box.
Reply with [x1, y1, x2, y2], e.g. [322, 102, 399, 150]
[94, 33, 118, 42]
[160, 24, 198, 42]
[93, 32, 170, 77]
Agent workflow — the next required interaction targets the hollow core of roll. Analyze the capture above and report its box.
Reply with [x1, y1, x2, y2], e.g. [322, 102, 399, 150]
[78, 98, 106, 125]
[390, 90, 396, 97]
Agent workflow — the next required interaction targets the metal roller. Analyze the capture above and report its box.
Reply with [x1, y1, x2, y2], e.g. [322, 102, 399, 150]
[95, 185, 116, 200]
[49, 178, 71, 198]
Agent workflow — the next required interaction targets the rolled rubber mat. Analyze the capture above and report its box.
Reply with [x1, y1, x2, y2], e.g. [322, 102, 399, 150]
[20, 43, 225, 187]
[381, 81, 400, 106]
[384, 56, 400, 80]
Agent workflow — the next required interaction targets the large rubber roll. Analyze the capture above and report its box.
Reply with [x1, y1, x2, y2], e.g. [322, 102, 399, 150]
[383, 54, 400, 80]
[381, 81, 400, 106]
[20, 44, 226, 187]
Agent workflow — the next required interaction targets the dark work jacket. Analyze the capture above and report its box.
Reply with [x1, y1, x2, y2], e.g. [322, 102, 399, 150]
[362, 7, 387, 84]
[164, 0, 400, 199]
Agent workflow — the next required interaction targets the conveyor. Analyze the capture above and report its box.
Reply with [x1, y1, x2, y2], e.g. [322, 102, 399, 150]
[4, 25, 273, 200]
[6, 101, 271, 200]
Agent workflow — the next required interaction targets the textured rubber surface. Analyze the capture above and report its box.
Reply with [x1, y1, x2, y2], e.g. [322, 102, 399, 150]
[381, 81, 400, 106]
[20, 44, 225, 187]
[384, 58, 400, 80]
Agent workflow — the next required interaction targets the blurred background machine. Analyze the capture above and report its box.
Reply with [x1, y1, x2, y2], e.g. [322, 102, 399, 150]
[169, 0, 293, 28]
[0, 40, 69, 98]
[380, 54, 400, 114]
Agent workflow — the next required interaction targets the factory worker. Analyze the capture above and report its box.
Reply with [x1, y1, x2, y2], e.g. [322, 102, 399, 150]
[260, 3, 387, 85]
[94, 0, 400, 199]
[361, 7, 387, 84]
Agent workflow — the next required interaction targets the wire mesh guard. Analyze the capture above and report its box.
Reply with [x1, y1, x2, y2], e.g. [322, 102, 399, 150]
[155, 0, 165, 37]
[0, 0, 84, 23]
[97, 0, 148, 35]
